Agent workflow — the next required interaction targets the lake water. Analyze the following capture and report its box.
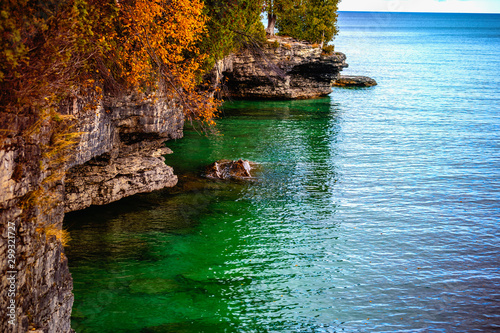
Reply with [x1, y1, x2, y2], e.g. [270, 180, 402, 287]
[65, 12, 500, 332]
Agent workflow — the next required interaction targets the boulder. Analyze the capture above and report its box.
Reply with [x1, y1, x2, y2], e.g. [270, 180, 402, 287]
[205, 159, 256, 180]
[332, 75, 377, 87]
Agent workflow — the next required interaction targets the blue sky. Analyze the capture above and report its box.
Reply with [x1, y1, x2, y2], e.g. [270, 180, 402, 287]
[338, 0, 500, 13]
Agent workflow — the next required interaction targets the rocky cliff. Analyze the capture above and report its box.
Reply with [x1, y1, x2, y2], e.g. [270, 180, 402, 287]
[0, 93, 183, 333]
[64, 94, 183, 212]
[1, 36, 350, 333]
[1, 106, 74, 333]
[218, 37, 348, 99]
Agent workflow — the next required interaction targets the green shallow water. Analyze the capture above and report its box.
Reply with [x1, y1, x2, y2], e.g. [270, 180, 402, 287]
[65, 12, 500, 333]
[66, 99, 350, 332]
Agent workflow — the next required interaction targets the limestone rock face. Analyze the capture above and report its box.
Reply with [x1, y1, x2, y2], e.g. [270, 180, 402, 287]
[0, 93, 183, 333]
[64, 95, 183, 212]
[1, 112, 75, 333]
[65, 151, 177, 212]
[219, 37, 348, 99]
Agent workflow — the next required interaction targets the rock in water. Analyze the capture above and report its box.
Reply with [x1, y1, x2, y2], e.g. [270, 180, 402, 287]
[205, 159, 255, 180]
[332, 75, 377, 87]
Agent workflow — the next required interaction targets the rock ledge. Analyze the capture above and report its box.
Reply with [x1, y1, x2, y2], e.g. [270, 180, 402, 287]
[212, 37, 348, 99]
[332, 75, 377, 87]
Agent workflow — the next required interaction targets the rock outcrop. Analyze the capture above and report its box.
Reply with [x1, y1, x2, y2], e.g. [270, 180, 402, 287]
[332, 75, 377, 87]
[65, 149, 176, 212]
[1, 113, 75, 333]
[64, 94, 183, 212]
[0, 92, 183, 333]
[216, 37, 348, 99]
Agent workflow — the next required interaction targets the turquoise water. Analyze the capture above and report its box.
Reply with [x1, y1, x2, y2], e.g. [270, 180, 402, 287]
[65, 12, 500, 332]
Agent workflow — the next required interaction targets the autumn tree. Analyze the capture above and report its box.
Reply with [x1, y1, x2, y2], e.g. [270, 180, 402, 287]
[111, 0, 221, 127]
[1, 0, 220, 133]
[0, 0, 98, 117]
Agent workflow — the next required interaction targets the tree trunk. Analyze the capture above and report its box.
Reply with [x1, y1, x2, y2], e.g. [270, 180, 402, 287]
[266, 13, 276, 36]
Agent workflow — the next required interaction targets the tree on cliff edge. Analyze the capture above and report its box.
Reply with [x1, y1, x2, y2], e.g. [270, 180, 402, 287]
[263, 0, 279, 36]
[199, 0, 265, 71]
[263, 0, 340, 45]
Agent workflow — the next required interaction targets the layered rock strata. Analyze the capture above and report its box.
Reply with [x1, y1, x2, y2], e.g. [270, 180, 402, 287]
[219, 37, 348, 99]
[64, 95, 183, 212]
[1, 111, 75, 333]
[0, 93, 183, 333]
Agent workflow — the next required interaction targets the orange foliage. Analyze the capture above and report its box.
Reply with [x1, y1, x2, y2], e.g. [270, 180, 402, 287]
[117, 0, 204, 84]
[112, 0, 220, 128]
[0, 0, 220, 133]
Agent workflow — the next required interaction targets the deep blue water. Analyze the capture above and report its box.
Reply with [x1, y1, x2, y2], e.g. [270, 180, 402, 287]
[65, 12, 500, 332]
[330, 11, 500, 331]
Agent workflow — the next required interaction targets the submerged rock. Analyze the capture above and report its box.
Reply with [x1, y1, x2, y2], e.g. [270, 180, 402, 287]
[205, 159, 257, 180]
[129, 278, 181, 295]
[332, 75, 377, 87]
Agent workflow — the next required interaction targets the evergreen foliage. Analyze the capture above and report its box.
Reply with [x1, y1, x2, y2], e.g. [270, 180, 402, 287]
[199, 0, 266, 72]
[264, 0, 340, 44]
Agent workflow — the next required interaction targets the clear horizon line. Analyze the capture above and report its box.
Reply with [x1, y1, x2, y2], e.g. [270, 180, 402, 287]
[338, 10, 500, 15]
